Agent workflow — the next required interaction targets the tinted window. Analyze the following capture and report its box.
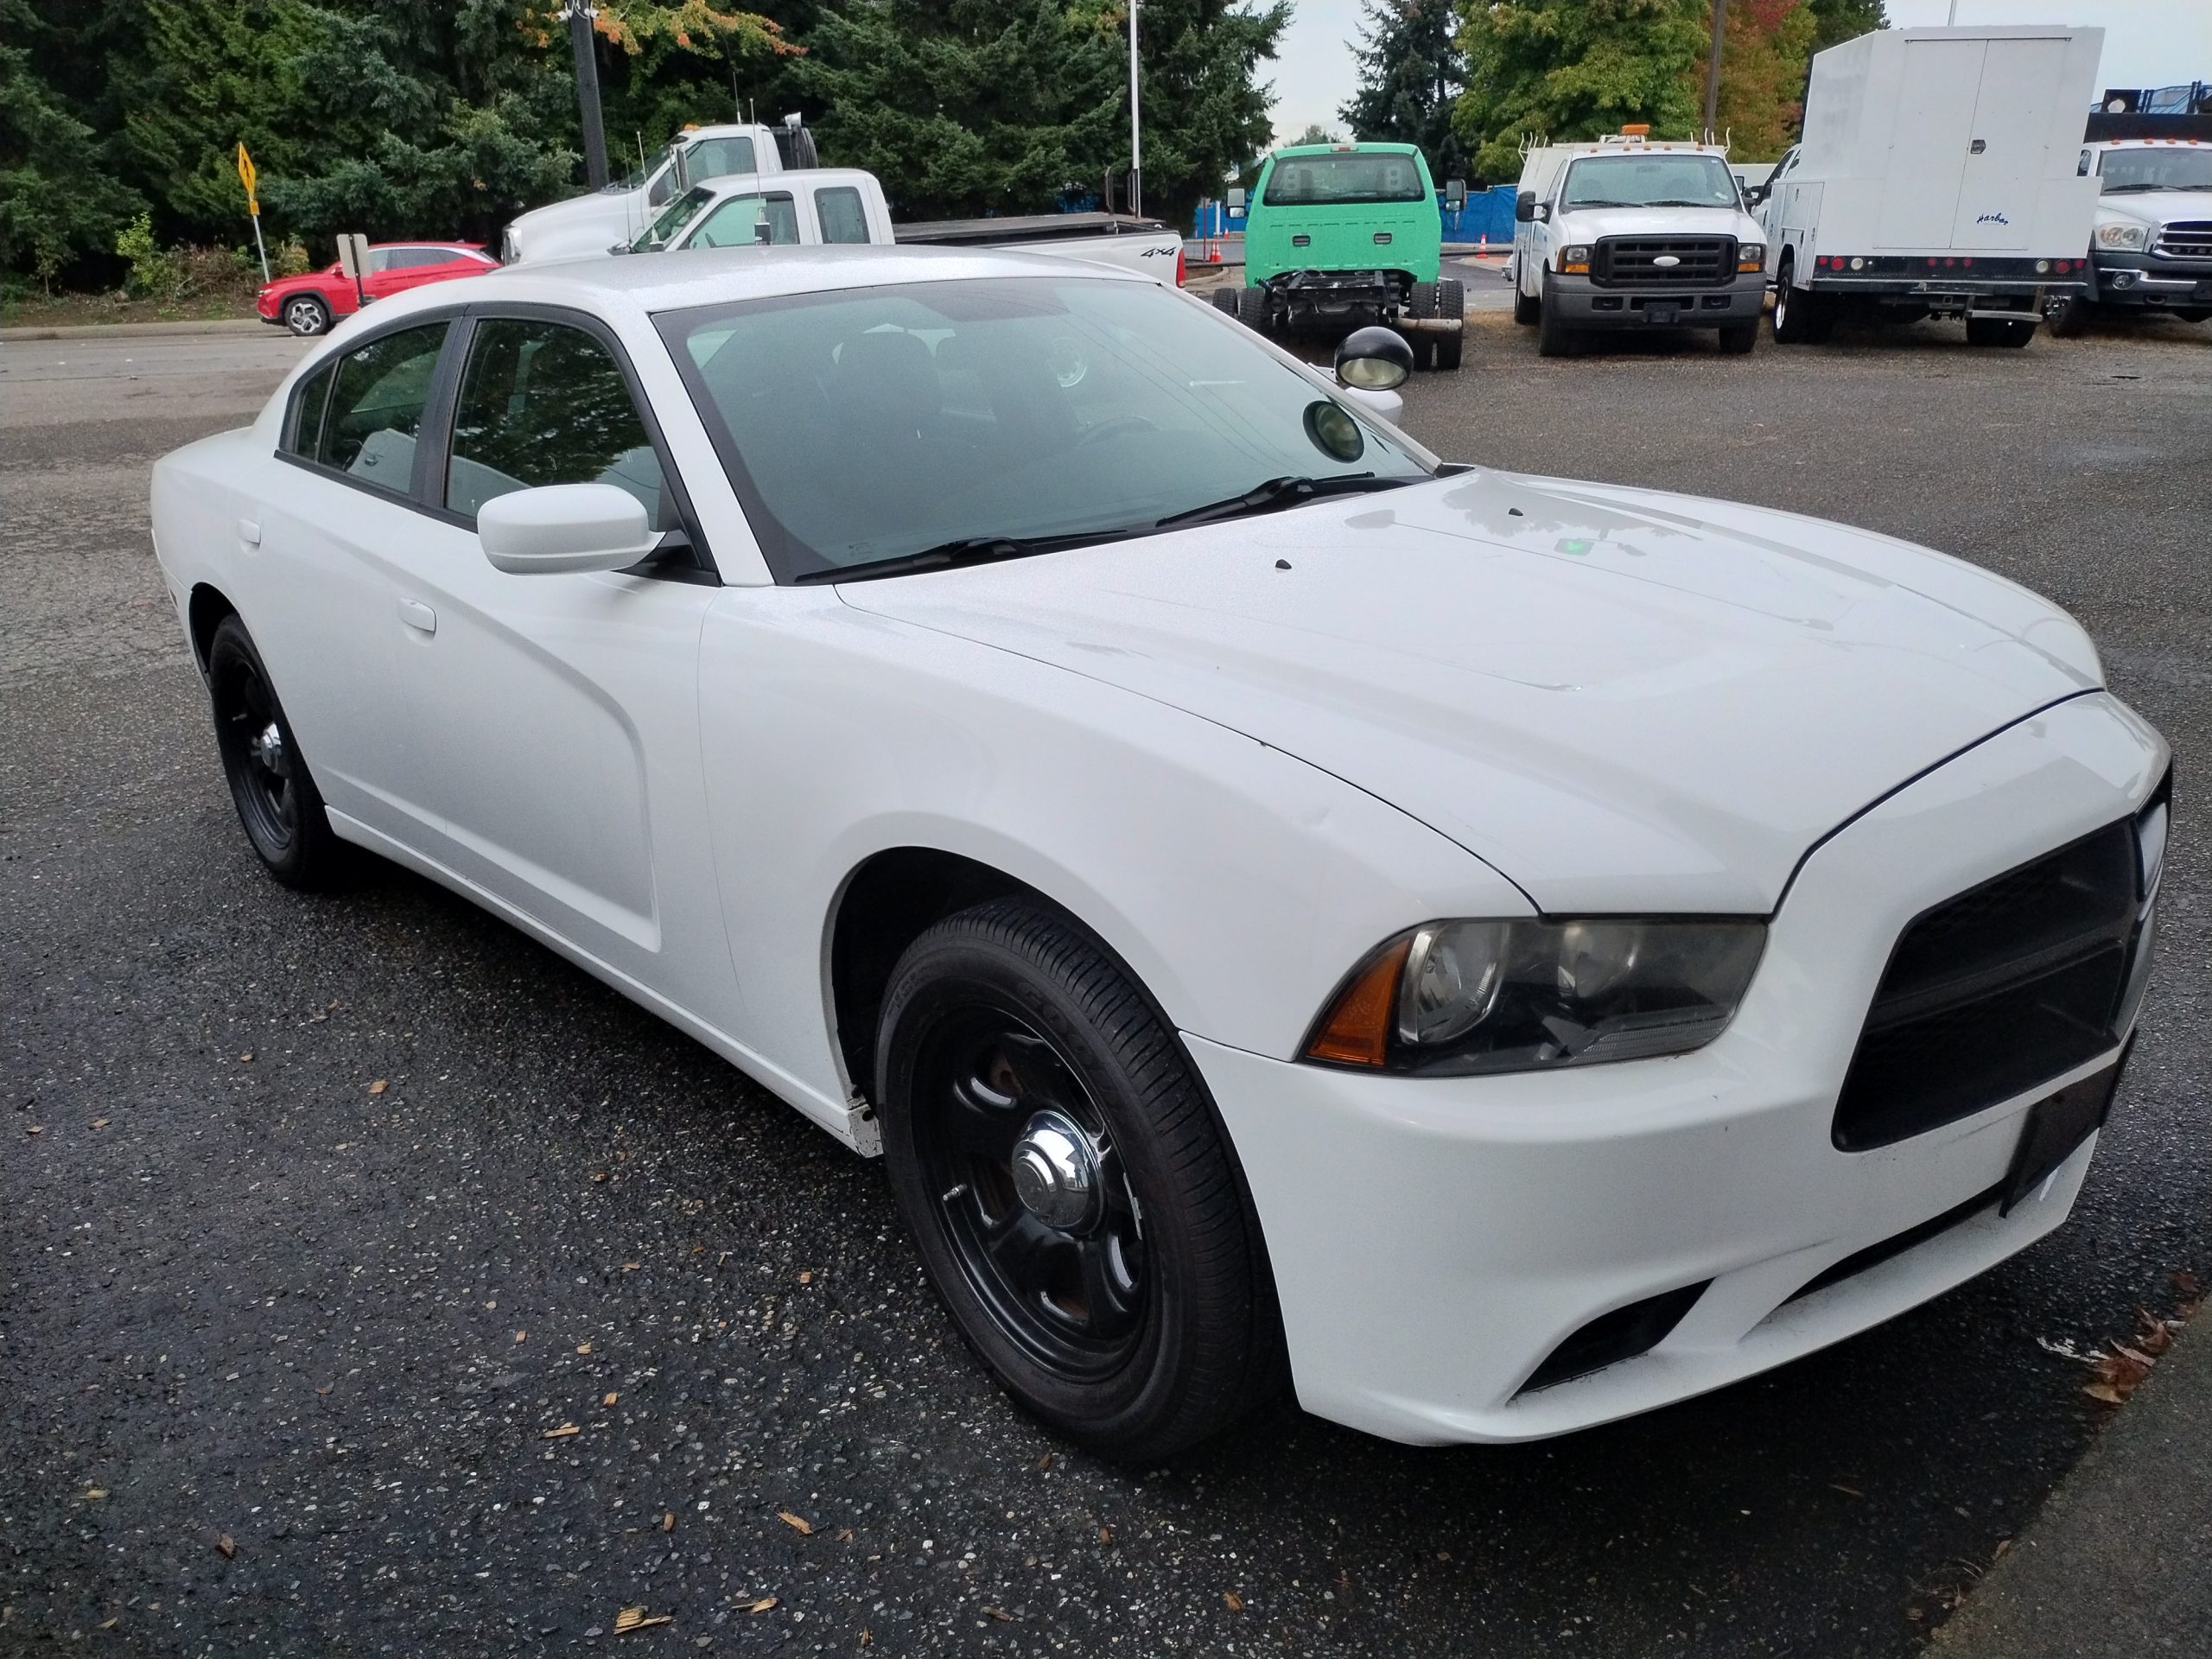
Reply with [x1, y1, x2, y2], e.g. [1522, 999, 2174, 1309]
[391, 247, 458, 269]
[1262, 154, 1427, 206]
[689, 194, 798, 249]
[286, 362, 335, 458]
[446, 318, 671, 529]
[683, 136, 757, 182]
[316, 322, 448, 487]
[816, 186, 871, 245]
[660, 277, 1427, 581]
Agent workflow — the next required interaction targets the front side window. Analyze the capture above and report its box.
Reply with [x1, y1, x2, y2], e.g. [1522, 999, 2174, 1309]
[816, 186, 871, 245]
[315, 322, 448, 487]
[683, 136, 759, 183]
[632, 184, 715, 252]
[658, 276, 1430, 582]
[445, 318, 671, 530]
[1262, 153, 1427, 207]
[687, 193, 798, 250]
[1560, 153, 1741, 209]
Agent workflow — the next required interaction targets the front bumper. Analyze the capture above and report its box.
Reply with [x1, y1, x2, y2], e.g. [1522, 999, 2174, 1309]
[2090, 252, 2212, 308]
[1192, 690, 2166, 1445]
[1546, 271, 1762, 328]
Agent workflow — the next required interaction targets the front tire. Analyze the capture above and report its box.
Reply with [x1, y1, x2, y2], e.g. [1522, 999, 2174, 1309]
[283, 295, 331, 337]
[1536, 273, 1578, 358]
[206, 615, 349, 889]
[1432, 277, 1465, 370]
[1512, 283, 1541, 327]
[1717, 320, 1758, 354]
[876, 899, 1283, 1461]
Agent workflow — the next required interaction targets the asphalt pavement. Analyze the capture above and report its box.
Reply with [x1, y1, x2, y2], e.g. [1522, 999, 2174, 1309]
[3, 308, 2209, 1657]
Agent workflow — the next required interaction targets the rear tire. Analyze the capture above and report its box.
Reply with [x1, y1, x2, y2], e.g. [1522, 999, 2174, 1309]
[1432, 278, 1465, 370]
[1965, 316, 2037, 348]
[1403, 281, 1438, 371]
[1234, 284, 1269, 334]
[2044, 291, 2091, 337]
[876, 899, 1285, 1461]
[1209, 288, 1239, 317]
[206, 615, 351, 890]
[1535, 273, 1578, 358]
[1770, 257, 1832, 343]
[1512, 283, 1541, 327]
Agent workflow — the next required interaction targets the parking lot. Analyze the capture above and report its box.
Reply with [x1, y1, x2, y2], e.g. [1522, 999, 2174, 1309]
[3, 308, 2208, 1656]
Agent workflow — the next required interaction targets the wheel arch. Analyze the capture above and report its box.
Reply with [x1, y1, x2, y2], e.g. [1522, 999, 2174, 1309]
[188, 582, 239, 676]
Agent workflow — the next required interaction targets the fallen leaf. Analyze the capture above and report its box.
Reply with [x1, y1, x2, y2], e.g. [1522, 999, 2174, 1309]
[983, 1605, 1013, 1622]
[777, 1510, 813, 1535]
[543, 1423, 581, 1440]
[622, 1262, 642, 1272]
[798, 1271, 813, 1285]
[315, 1385, 331, 1396]
[214, 1535, 236, 1560]
[613, 1606, 671, 1633]
[84, 1488, 109, 1500]
[99, 1618, 118, 1630]
[604, 1392, 620, 1408]
[91, 1119, 110, 1130]
[1098, 1525, 1113, 1547]
[591, 1171, 609, 1183]
[238, 1052, 253, 1062]
[2083, 1381, 2126, 1405]
[747, 1597, 778, 1614]
[2175, 1269, 2202, 1299]
[1993, 1537, 2012, 1559]
[836, 1527, 855, 1543]
[25, 1126, 42, 1136]
[367, 1079, 388, 1096]
[663, 1511, 675, 1533]
[859, 1630, 873, 1648]
[576, 1341, 593, 1355]
[1224, 1591, 1245, 1612]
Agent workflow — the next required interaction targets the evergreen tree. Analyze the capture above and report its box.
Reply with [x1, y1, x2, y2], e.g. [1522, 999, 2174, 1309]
[1289, 123, 1343, 146]
[1451, 0, 1707, 183]
[0, 0, 145, 284]
[1806, 0, 1885, 54]
[1340, 1, 1467, 182]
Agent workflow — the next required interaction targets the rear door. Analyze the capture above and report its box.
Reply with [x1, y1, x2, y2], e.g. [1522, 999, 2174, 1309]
[1950, 37, 2070, 249]
[1877, 36, 1984, 248]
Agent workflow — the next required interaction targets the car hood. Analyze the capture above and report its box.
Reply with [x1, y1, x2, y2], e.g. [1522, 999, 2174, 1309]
[2095, 189, 2212, 229]
[838, 471, 2100, 914]
[505, 191, 635, 260]
[1553, 205, 1763, 243]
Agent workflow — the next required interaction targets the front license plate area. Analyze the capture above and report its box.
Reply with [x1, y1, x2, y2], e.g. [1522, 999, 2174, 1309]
[1999, 1046, 2128, 1216]
[1643, 302, 1681, 324]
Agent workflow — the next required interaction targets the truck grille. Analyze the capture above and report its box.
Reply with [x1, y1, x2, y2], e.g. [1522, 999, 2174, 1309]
[2152, 221, 2212, 260]
[1832, 820, 2141, 1151]
[1594, 238, 1735, 287]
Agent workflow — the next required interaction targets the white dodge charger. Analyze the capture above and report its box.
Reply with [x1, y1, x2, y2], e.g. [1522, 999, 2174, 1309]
[150, 246, 2168, 1458]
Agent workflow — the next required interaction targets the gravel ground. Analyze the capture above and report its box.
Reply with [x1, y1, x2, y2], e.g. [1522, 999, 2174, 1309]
[3, 309, 2209, 1658]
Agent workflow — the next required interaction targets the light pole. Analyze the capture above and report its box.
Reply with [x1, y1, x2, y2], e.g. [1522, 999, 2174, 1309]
[1702, 0, 1728, 141]
[563, 0, 610, 190]
[1128, 0, 1142, 218]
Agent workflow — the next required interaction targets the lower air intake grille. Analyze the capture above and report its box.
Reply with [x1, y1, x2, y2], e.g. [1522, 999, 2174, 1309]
[1833, 820, 2140, 1151]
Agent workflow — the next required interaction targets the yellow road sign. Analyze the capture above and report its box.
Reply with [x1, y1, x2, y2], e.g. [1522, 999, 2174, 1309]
[236, 143, 258, 215]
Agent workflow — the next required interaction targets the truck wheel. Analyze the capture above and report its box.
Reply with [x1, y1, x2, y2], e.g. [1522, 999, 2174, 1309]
[1403, 282, 1438, 371]
[2044, 292, 2091, 337]
[1512, 283, 1541, 327]
[1717, 320, 1758, 355]
[1965, 316, 2037, 348]
[1770, 257, 1832, 344]
[1234, 285, 1269, 334]
[1536, 274, 1578, 358]
[1432, 279, 1465, 370]
[1210, 288, 1239, 317]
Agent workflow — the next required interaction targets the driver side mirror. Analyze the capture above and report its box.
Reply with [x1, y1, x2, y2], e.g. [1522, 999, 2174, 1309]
[1226, 187, 1248, 219]
[1444, 178, 1467, 213]
[478, 483, 661, 575]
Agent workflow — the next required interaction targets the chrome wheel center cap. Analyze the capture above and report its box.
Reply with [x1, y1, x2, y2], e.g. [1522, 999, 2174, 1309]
[1009, 1109, 1102, 1233]
[251, 721, 284, 772]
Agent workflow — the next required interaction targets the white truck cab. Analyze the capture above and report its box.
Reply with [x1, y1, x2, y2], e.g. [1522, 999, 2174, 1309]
[2045, 136, 2212, 333]
[502, 119, 816, 264]
[1511, 131, 1768, 358]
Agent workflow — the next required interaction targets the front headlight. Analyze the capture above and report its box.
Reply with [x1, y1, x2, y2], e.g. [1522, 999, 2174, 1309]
[1560, 244, 1592, 273]
[1738, 242, 1766, 270]
[2095, 221, 2150, 251]
[1305, 917, 1766, 1075]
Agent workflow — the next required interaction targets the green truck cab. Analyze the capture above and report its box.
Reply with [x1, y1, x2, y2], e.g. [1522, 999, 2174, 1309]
[1214, 142, 1468, 371]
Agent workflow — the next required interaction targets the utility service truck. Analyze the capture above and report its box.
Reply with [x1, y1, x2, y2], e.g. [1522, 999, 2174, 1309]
[2044, 122, 2212, 334]
[1751, 26, 2103, 346]
[1510, 130, 1769, 357]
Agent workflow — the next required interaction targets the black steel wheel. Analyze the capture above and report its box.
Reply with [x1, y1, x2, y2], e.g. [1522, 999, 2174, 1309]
[876, 899, 1283, 1459]
[207, 614, 349, 889]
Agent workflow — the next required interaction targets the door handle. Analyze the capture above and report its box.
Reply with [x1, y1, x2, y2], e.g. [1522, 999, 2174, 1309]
[397, 598, 437, 635]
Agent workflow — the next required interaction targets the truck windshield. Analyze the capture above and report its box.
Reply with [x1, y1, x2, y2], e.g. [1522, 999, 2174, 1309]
[1560, 153, 1740, 209]
[2099, 149, 2212, 192]
[1262, 154, 1427, 206]
[657, 276, 1431, 582]
[616, 144, 674, 193]
[631, 185, 715, 251]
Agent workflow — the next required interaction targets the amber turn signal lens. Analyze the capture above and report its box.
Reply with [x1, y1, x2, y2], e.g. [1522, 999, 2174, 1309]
[1304, 936, 1412, 1067]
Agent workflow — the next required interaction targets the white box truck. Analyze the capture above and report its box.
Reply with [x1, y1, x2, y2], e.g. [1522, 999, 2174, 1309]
[1752, 26, 2103, 346]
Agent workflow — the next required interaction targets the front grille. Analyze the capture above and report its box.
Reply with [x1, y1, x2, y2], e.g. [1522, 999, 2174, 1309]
[1594, 237, 1734, 287]
[1833, 820, 2140, 1151]
[2153, 220, 2212, 259]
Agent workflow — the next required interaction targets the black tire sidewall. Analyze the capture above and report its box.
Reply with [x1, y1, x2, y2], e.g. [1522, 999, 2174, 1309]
[207, 616, 343, 888]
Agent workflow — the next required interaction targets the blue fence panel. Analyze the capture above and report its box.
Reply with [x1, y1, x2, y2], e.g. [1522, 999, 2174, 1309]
[1192, 185, 1519, 245]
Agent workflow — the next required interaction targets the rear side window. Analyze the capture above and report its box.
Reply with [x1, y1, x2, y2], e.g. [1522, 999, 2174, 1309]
[445, 318, 671, 529]
[816, 186, 870, 245]
[690, 193, 799, 250]
[285, 361, 335, 458]
[315, 322, 448, 488]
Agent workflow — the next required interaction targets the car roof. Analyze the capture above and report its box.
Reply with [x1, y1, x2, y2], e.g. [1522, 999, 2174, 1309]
[1273, 142, 1421, 158]
[693, 167, 880, 200]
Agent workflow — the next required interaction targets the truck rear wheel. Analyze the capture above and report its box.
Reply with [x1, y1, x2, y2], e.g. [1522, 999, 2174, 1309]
[1210, 288, 1239, 317]
[2044, 292, 2090, 337]
[1234, 285, 1269, 334]
[1770, 258, 1832, 343]
[1965, 316, 2036, 348]
[1403, 282, 1438, 371]
[1432, 278, 1465, 370]
[1535, 274, 1578, 358]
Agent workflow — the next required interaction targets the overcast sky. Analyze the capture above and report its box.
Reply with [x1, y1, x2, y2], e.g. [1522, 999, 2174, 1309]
[1266, 0, 2212, 145]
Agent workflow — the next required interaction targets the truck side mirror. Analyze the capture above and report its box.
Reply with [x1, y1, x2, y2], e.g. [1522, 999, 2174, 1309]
[1226, 187, 1247, 217]
[1515, 191, 1536, 223]
[1444, 179, 1467, 212]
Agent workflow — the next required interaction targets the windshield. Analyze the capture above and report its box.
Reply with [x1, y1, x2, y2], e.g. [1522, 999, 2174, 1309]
[657, 276, 1431, 582]
[616, 143, 674, 193]
[1262, 153, 1427, 206]
[631, 184, 715, 251]
[2099, 148, 2212, 192]
[1560, 152, 1741, 209]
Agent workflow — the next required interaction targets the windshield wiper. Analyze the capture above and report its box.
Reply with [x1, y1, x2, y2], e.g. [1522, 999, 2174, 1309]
[1154, 473, 1417, 531]
[794, 531, 1122, 584]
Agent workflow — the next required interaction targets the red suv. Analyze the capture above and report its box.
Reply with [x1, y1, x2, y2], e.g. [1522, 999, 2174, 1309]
[256, 243, 498, 336]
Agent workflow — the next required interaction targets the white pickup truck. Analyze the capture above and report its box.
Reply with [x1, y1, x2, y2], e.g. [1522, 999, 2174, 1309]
[617, 168, 1187, 283]
[501, 118, 818, 264]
